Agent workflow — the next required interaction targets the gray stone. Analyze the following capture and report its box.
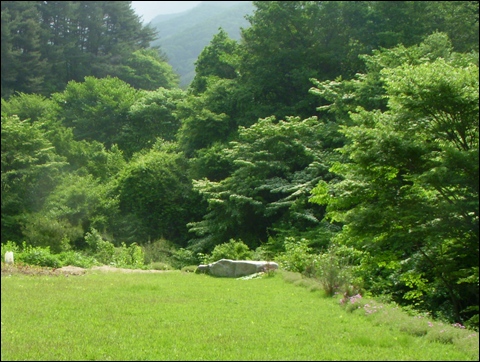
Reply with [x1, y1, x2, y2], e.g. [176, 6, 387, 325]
[196, 264, 209, 273]
[203, 259, 278, 277]
[4, 251, 14, 264]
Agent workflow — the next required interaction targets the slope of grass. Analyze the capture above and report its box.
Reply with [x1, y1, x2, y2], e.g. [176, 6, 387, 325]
[1, 269, 477, 360]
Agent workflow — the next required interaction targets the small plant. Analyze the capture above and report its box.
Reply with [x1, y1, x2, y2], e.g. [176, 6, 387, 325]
[181, 265, 198, 273]
[261, 262, 277, 278]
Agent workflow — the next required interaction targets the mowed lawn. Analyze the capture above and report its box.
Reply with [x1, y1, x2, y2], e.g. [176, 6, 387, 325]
[1, 270, 475, 361]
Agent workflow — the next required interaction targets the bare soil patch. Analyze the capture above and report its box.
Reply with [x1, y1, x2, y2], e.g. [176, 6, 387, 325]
[1, 263, 171, 276]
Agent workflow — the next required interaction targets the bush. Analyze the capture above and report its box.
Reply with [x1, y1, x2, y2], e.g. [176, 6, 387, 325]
[207, 239, 253, 263]
[275, 237, 314, 274]
[19, 243, 61, 268]
[253, 236, 285, 261]
[85, 228, 115, 264]
[22, 214, 83, 253]
[312, 245, 362, 297]
[57, 250, 98, 268]
[142, 239, 176, 264]
[170, 248, 199, 269]
[181, 265, 198, 273]
[2, 241, 20, 260]
[113, 242, 144, 268]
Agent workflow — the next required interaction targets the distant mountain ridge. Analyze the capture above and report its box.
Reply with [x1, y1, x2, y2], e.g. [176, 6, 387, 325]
[149, 1, 254, 88]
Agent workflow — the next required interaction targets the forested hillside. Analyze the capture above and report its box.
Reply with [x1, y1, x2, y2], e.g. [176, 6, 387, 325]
[1, 1, 478, 330]
[149, 1, 254, 87]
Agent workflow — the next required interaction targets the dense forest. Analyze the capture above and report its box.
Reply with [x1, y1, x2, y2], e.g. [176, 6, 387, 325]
[1, 1, 478, 330]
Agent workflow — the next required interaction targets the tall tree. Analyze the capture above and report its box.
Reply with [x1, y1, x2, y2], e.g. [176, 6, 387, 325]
[52, 76, 140, 151]
[116, 48, 180, 91]
[1, 1, 46, 98]
[1, 115, 67, 242]
[188, 115, 331, 252]
[115, 142, 204, 245]
[310, 35, 479, 325]
[1, 1, 159, 95]
[190, 28, 240, 94]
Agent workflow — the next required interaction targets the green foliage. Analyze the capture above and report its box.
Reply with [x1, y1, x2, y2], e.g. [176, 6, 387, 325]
[17, 242, 61, 268]
[1, 92, 59, 123]
[150, 2, 254, 87]
[113, 242, 145, 269]
[275, 237, 314, 274]
[115, 144, 203, 244]
[2, 1, 157, 96]
[170, 248, 200, 270]
[84, 227, 144, 268]
[188, 115, 329, 252]
[176, 94, 233, 157]
[1, 1, 46, 98]
[1, 241, 21, 258]
[142, 239, 176, 265]
[188, 142, 234, 181]
[21, 213, 83, 254]
[126, 88, 185, 156]
[1, 114, 67, 242]
[309, 34, 479, 324]
[52, 76, 140, 150]
[253, 236, 285, 261]
[85, 228, 115, 264]
[117, 48, 179, 91]
[181, 265, 198, 273]
[39, 172, 120, 244]
[206, 239, 253, 263]
[150, 262, 174, 271]
[57, 250, 97, 269]
[190, 28, 240, 94]
[312, 245, 364, 297]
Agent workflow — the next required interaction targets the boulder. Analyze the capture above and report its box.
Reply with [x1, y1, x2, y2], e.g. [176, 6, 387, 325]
[200, 259, 278, 277]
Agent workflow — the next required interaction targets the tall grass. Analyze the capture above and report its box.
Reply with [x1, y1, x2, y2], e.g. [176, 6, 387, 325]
[1, 269, 477, 361]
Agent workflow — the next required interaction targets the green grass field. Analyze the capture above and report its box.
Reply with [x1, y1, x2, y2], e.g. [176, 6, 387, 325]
[1, 269, 478, 360]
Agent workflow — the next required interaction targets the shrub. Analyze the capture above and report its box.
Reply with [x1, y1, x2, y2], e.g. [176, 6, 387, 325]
[19, 243, 61, 268]
[22, 214, 83, 253]
[207, 239, 253, 263]
[171, 248, 200, 269]
[181, 265, 198, 273]
[1, 241, 20, 260]
[312, 245, 360, 297]
[111, 242, 144, 269]
[275, 237, 314, 274]
[142, 238, 176, 264]
[253, 236, 285, 261]
[85, 228, 115, 264]
[57, 250, 98, 268]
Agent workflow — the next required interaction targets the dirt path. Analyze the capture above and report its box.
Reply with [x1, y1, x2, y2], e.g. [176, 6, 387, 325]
[59, 265, 171, 275]
[1, 263, 171, 276]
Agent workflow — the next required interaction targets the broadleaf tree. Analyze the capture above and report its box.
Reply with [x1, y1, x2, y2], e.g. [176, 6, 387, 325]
[310, 36, 479, 325]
